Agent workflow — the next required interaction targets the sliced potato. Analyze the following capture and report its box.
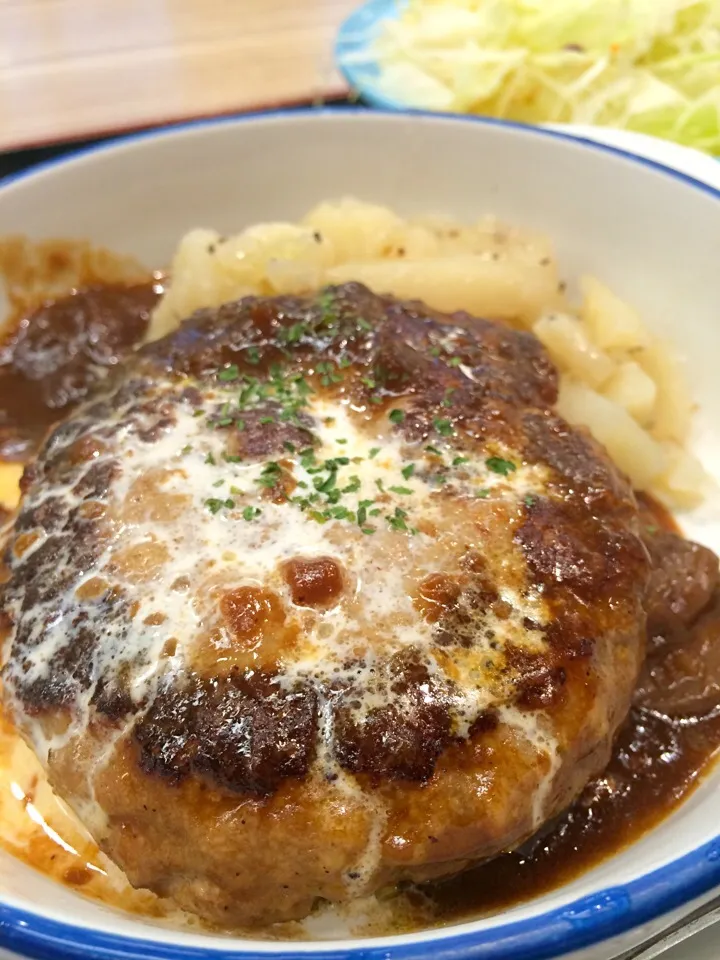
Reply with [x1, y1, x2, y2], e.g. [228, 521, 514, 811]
[393, 225, 441, 259]
[603, 360, 657, 425]
[654, 441, 709, 510]
[581, 276, 650, 351]
[557, 379, 666, 490]
[147, 229, 239, 341]
[326, 255, 560, 324]
[147, 224, 333, 340]
[636, 340, 692, 444]
[302, 198, 403, 263]
[534, 313, 614, 389]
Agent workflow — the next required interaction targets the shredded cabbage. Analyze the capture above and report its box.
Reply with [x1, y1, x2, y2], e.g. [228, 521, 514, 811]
[374, 0, 720, 153]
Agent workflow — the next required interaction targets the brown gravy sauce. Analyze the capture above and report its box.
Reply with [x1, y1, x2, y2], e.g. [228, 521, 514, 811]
[423, 694, 720, 924]
[1, 239, 719, 936]
[0, 236, 163, 469]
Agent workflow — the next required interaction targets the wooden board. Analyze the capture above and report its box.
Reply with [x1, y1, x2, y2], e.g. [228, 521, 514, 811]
[0, 0, 357, 152]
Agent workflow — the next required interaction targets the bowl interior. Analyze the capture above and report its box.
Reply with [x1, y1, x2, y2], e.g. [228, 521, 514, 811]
[1, 110, 720, 957]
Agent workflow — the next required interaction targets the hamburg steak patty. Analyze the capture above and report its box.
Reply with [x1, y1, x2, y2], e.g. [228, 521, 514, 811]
[0, 283, 648, 926]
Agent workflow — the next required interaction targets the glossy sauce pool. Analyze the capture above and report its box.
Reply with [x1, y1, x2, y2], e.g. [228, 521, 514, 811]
[1, 241, 720, 936]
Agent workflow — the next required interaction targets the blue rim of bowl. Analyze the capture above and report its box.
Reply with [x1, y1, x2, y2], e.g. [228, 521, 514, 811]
[1, 107, 720, 960]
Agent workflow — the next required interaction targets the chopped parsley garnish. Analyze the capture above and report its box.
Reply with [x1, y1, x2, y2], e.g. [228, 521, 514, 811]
[357, 499, 375, 527]
[387, 506, 409, 532]
[280, 322, 306, 344]
[318, 290, 338, 325]
[486, 456, 516, 476]
[256, 461, 282, 489]
[442, 389, 456, 407]
[300, 448, 318, 469]
[218, 364, 240, 382]
[524, 494, 537, 507]
[429, 345, 441, 358]
[356, 317, 372, 332]
[278, 409, 300, 426]
[317, 361, 343, 387]
[294, 375, 313, 398]
[181, 444, 193, 455]
[361, 377, 376, 389]
[193, 408, 205, 418]
[452, 456, 469, 466]
[200, 354, 442, 535]
[205, 497, 235, 514]
[433, 418, 453, 437]
[238, 383, 255, 407]
[314, 471, 337, 494]
[476, 488, 490, 499]
[425, 445, 442, 456]
[447, 356, 462, 368]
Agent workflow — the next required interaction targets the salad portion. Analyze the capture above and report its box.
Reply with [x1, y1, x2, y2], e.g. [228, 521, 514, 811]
[369, 0, 720, 153]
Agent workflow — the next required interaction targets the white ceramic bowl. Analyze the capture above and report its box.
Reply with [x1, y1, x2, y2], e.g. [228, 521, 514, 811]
[1, 110, 720, 960]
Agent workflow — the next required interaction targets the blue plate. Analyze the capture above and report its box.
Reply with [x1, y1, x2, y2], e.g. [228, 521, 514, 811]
[335, 0, 406, 109]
